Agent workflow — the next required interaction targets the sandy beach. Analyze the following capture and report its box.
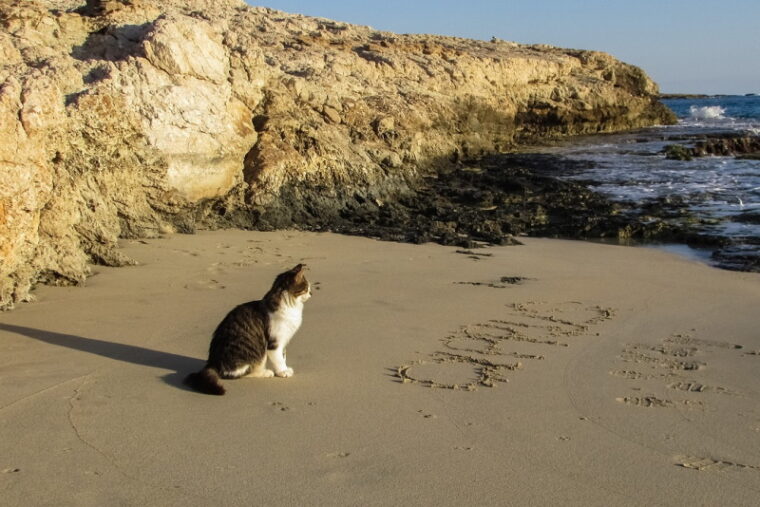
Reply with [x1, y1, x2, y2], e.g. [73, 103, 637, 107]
[1, 230, 759, 506]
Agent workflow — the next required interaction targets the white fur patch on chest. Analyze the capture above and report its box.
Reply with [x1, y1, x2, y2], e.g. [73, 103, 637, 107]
[268, 302, 303, 347]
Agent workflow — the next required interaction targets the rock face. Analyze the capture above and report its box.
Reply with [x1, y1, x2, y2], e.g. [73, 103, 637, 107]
[0, 0, 675, 309]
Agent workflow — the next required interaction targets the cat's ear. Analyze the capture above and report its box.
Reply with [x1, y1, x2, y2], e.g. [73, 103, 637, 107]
[293, 264, 307, 280]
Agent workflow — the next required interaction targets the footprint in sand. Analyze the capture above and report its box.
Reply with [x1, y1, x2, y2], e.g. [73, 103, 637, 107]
[417, 410, 437, 419]
[231, 245, 266, 267]
[183, 279, 226, 290]
[166, 247, 201, 257]
[199, 246, 302, 277]
[394, 301, 615, 391]
[206, 261, 227, 276]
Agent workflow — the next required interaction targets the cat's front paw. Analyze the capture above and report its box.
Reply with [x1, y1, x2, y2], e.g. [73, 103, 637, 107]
[275, 368, 294, 378]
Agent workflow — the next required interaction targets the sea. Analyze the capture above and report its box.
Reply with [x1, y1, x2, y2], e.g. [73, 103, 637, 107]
[540, 94, 760, 270]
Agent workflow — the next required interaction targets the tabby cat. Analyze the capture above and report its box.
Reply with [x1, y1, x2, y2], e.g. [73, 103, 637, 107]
[184, 264, 311, 395]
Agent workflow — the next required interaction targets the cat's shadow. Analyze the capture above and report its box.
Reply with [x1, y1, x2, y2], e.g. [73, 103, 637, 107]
[0, 323, 203, 391]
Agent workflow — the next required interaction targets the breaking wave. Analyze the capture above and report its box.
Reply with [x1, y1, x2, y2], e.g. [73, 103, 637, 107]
[689, 105, 726, 120]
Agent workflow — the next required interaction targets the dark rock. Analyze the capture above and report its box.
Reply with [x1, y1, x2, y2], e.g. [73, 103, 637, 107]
[240, 152, 711, 250]
[693, 135, 760, 157]
[663, 134, 760, 160]
[664, 144, 693, 161]
[733, 211, 760, 224]
[659, 94, 711, 100]
[711, 241, 760, 272]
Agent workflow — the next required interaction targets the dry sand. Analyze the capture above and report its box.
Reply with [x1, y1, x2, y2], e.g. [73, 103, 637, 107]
[1, 230, 759, 506]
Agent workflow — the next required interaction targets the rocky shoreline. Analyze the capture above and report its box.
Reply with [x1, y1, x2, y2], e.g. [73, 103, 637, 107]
[238, 147, 758, 273]
[244, 153, 655, 246]
[1, 0, 676, 309]
[664, 133, 760, 160]
[233, 127, 760, 273]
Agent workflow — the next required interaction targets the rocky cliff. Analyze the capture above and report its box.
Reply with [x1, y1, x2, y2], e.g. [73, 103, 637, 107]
[0, 0, 675, 309]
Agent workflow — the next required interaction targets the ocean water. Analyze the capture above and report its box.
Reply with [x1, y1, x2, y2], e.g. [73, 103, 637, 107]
[664, 95, 760, 135]
[540, 95, 760, 270]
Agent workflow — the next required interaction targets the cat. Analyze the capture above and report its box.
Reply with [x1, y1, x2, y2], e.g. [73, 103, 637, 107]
[184, 264, 311, 395]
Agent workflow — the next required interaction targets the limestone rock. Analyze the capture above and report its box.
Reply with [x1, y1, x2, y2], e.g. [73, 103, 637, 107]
[0, 0, 675, 309]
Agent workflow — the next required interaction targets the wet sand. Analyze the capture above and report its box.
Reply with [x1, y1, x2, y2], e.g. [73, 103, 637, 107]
[1, 231, 759, 505]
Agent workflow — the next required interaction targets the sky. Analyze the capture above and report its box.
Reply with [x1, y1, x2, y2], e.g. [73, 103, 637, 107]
[247, 0, 760, 95]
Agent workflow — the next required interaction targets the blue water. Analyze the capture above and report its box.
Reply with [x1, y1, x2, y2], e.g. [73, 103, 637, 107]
[663, 95, 760, 132]
[542, 95, 760, 269]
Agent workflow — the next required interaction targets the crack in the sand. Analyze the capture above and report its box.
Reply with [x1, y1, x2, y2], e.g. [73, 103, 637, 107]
[66, 375, 131, 478]
[64, 377, 200, 499]
[0, 374, 94, 413]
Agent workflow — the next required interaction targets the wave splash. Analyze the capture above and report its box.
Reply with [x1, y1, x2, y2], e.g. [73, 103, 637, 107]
[689, 105, 726, 120]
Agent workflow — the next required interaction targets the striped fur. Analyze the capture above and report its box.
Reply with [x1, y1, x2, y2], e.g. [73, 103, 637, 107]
[184, 264, 311, 395]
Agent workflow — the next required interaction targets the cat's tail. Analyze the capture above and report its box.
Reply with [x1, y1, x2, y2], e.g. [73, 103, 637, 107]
[184, 366, 226, 395]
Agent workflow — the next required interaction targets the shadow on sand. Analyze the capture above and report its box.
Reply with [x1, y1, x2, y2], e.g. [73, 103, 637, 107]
[0, 323, 203, 391]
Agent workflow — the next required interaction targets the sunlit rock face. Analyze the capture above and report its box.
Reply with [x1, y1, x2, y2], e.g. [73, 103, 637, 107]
[0, 0, 674, 308]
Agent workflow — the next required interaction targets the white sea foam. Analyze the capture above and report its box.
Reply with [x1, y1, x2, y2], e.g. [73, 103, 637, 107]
[679, 105, 759, 133]
[544, 95, 760, 265]
[689, 105, 726, 120]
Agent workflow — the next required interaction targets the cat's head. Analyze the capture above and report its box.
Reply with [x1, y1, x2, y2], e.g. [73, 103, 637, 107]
[272, 264, 311, 303]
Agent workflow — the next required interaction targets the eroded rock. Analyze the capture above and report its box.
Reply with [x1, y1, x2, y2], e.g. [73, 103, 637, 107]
[0, 0, 675, 308]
